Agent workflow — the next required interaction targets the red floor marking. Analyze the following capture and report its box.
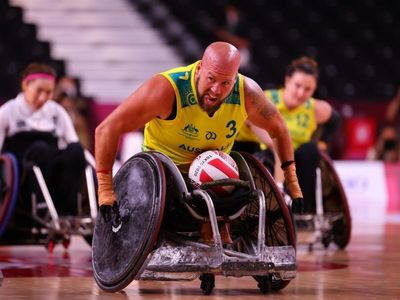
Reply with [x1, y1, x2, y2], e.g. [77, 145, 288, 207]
[298, 260, 348, 272]
[0, 251, 93, 278]
[0, 246, 347, 277]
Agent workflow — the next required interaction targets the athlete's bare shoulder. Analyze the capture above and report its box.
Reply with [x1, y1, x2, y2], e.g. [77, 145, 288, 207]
[243, 76, 277, 121]
[314, 98, 332, 124]
[127, 74, 176, 120]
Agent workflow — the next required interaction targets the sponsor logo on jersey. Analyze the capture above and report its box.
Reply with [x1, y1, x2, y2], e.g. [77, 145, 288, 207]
[179, 123, 200, 140]
[205, 131, 217, 140]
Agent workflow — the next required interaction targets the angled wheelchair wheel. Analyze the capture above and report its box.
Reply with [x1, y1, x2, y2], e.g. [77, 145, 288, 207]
[319, 151, 352, 249]
[148, 150, 188, 199]
[0, 153, 19, 237]
[92, 152, 166, 292]
[231, 152, 296, 291]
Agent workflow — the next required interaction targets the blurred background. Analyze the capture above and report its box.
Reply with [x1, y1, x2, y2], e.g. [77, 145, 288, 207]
[1, 0, 400, 161]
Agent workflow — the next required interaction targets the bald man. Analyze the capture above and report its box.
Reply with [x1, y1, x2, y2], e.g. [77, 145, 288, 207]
[95, 42, 304, 221]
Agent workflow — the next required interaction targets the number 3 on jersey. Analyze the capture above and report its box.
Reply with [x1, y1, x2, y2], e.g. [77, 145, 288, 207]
[225, 120, 237, 138]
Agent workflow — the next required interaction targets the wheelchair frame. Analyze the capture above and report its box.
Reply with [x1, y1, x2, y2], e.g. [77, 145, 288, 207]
[0, 150, 98, 251]
[294, 150, 352, 251]
[93, 151, 297, 294]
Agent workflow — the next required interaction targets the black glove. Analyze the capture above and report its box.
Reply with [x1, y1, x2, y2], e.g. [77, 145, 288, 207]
[100, 204, 111, 222]
[100, 202, 121, 229]
[291, 198, 304, 214]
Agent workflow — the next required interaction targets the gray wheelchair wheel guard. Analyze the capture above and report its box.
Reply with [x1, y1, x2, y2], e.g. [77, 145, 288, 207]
[92, 152, 166, 291]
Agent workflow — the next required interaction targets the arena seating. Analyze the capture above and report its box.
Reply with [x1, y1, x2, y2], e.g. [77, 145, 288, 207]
[0, 0, 65, 101]
[4, 0, 398, 102]
[136, 0, 400, 101]
[11, 0, 185, 102]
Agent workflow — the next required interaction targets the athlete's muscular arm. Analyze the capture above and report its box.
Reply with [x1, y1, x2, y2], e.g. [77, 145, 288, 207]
[244, 77, 303, 210]
[95, 75, 175, 207]
[243, 77, 293, 165]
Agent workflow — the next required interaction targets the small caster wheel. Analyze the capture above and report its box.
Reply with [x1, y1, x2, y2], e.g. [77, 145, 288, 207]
[254, 275, 272, 294]
[200, 273, 215, 295]
[46, 240, 55, 253]
[62, 238, 70, 250]
[322, 235, 332, 249]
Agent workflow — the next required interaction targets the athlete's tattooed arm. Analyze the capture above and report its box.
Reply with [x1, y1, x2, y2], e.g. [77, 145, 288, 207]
[244, 76, 277, 121]
[243, 76, 295, 164]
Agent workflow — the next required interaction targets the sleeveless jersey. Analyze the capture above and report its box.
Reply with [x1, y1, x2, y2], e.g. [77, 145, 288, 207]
[143, 61, 247, 170]
[235, 122, 259, 143]
[266, 89, 316, 150]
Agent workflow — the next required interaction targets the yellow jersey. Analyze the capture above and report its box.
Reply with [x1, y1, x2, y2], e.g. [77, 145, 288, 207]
[234, 122, 259, 143]
[266, 89, 316, 150]
[143, 61, 247, 170]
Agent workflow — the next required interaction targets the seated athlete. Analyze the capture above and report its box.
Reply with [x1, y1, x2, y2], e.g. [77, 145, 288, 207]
[95, 42, 305, 237]
[0, 63, 86, 216]
[234, 57, 340, 213]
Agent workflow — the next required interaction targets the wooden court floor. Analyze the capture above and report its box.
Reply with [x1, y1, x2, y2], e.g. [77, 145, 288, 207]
[0, 220, 399, 300]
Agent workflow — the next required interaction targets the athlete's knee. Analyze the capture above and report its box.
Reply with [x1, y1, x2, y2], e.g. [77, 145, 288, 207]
[23, 141, 57, 167]
[296, 142, 319, 156]
[295, 142, 320, 165]
[66, 142, 85, 160]
[54, 142, 85, 171]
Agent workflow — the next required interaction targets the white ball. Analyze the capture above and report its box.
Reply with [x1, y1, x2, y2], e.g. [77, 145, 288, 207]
[188, 150, 239, 196]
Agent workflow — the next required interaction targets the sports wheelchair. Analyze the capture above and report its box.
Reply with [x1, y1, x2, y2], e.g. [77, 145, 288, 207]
[293, 150, 352, 251]
[0, 134, 98, 252]
[92, 151, 297, 295]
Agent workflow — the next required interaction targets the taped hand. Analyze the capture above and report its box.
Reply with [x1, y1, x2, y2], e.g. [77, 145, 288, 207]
[97, 171, 121, 228]
[283, 161, 304, 214]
